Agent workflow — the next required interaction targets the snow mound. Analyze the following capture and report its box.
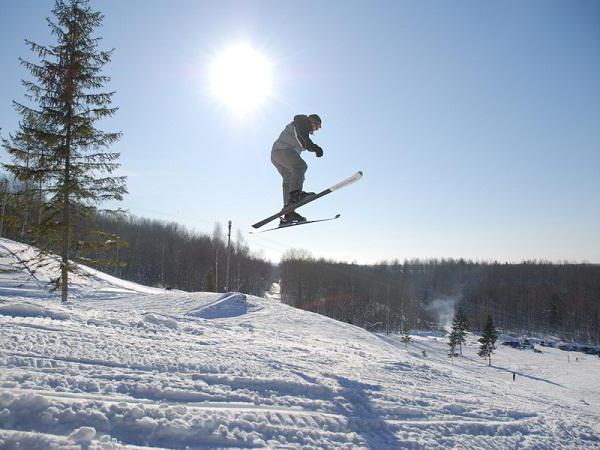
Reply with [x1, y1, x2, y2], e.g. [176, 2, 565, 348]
[0, 237, 164, 298]
[0, 302, 70, 320]
[0, 430, 82, 450]
[187, 292, 249, 319]
[68, 426, 96, 442]
[142, 313, 178, 329]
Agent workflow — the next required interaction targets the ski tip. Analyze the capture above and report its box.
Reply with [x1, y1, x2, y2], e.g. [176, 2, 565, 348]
[335, 214, 341, 218]
[358, 170, 363, 176]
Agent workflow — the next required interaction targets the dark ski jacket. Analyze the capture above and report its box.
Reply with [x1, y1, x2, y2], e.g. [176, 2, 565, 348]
[272, 115, 320, 154]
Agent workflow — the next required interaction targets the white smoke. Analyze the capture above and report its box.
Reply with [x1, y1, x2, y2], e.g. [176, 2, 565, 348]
[425, 296, 460, 331]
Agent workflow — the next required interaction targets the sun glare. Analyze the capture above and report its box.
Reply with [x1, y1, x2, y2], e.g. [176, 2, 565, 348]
[209, 43, 273, 116]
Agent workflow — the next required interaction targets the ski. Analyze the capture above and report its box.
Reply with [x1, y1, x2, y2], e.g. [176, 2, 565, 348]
[252, 171, 363, 229]
[250, 214, 341, 234]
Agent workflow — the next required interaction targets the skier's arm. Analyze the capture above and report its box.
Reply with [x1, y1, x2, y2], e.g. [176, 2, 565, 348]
[293, 115, 323, 156]
[293, 115, 313, 149]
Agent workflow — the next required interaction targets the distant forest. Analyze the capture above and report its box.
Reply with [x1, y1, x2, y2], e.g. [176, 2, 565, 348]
[91, 214, 274, 296]
[1, 176, 599, 343]
[279, 253, 600, 344]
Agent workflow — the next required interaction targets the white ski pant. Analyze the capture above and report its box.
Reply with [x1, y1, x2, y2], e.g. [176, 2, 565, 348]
[271, 147, 307, 205]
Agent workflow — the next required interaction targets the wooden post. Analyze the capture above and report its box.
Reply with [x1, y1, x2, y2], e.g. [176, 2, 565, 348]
[225, 220, 232, 291]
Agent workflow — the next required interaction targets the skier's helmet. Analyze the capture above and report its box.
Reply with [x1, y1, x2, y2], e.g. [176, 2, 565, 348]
[308, 114, 322, 130]
[308, 114, 321, 125]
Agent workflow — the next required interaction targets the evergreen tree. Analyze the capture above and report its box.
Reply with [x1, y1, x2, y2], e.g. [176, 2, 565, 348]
[2, 0, 126, 302]
[448, 328, 459, 359]
[450, 307, 469, 355]
[458, 307, 469, 337]
[3, 115, 54, 240]
[400, 325, 412, 348]
[478, 314, 499, 366]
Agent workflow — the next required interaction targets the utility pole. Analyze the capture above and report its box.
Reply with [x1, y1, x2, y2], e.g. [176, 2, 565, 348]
[215, 246, 219, 292]
[161, 243, 165, 287]
[386, 282, 391, 335]
[225, 220, 232, 291]
[0, 179, 7, 237]
[237, 254, 240, 292]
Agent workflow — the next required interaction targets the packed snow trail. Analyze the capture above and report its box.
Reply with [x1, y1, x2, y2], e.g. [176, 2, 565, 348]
[0, 238, 598, 449]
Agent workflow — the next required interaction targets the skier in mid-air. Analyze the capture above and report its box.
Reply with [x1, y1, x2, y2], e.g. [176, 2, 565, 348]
[271, 114, 323, 225]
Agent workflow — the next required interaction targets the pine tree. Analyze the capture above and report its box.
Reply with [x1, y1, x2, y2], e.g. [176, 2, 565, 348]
[458, 307, 469, 338]
[2, 115, 51, 239]
[2, 0, 126, 302]
[400, 325, 412, 348]
[448, 328, 459, 359]
[450, 307, 469, 355]
[478, 314, 499, 366]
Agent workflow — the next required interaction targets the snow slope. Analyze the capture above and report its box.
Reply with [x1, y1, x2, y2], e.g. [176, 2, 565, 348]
[0, 238, 598, 449]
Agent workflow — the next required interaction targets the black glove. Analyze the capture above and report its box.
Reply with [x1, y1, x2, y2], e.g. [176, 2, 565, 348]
[309, 144, 323, 157]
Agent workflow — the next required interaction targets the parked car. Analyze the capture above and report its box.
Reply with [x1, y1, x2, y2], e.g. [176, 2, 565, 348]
[502, 340, 521, 348]
[521, 339, 534, 349]
[558, 344, 577, 351]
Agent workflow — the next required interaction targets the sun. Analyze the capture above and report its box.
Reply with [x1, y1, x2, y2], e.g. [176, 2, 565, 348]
[209, 43, 273, 116]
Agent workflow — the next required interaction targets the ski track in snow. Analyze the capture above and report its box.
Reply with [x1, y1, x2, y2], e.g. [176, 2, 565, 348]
[0, 238, 599, 449]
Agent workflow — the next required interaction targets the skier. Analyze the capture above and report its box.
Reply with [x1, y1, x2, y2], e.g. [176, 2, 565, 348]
[271, 114, 323, 225]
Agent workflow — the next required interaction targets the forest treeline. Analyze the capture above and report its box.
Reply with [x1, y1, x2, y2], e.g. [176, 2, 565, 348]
[279, 251, 600, 344]
[0, 176, 274, 296]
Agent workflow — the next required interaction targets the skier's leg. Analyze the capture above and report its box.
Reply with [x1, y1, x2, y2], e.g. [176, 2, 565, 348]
[271, 151, 292, 205]
[271, 148, 307, 204]
[288, 153, 307, 194]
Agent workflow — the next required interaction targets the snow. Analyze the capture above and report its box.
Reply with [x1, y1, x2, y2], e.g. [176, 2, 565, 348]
[187, 292, 254, 319]
[0, 238, 164, 299]
[0, 238, 599, 448]
[68, 426, 97, 442]
[0, 302, 70, 320]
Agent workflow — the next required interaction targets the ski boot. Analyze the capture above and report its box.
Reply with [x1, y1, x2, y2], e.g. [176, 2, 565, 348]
[279, 211, 307, 226]
[288, 190, 315, 205]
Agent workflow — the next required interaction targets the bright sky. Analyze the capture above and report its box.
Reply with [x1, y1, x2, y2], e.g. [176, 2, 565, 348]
[1, 0, 599, 264]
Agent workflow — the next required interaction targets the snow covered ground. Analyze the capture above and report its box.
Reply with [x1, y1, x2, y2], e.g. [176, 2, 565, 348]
[0, 238, 599, 449]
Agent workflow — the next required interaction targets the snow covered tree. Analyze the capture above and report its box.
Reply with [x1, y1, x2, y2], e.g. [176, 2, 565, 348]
[478, 315, 499, 366]
[450, 307, 469, 355]
[2, 0, 126, 302]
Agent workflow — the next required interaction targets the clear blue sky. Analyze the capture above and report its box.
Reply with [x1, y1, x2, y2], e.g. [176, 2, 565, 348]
[1, 0, 599, 264]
